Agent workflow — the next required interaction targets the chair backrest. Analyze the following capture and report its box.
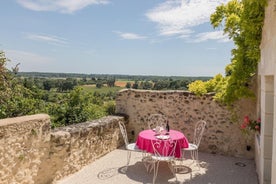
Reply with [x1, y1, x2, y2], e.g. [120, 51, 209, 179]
[147, 114, 167, 129]
[118, 121, 129, 147]
[193, 120, 206, 147]
[151, 138, 177, 158]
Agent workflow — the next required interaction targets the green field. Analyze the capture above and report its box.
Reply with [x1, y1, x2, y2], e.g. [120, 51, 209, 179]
[81, 85, 124, 93]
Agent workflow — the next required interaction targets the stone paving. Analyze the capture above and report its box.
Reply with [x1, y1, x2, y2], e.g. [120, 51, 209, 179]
[56, 148, 258, 184]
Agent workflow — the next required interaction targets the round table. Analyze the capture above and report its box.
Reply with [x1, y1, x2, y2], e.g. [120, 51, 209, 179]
[136, 129, 189, 158]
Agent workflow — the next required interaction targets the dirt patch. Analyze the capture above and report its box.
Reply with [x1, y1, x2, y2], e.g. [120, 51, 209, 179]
[115, 81, 133, 87]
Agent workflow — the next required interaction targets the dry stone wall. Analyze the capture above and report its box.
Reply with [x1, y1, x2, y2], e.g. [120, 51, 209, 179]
[49, 116, 123, 182]
[0, 114, 124, 184]
[0, 114, 51, 184]
[116, 89, 257, 158]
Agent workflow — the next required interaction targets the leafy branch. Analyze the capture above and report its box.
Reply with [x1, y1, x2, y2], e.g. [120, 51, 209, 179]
[189, 0, 267, 104]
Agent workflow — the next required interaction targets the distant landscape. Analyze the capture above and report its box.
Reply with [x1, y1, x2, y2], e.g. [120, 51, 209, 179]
[17, 71, 212, 93]
[18, 72, 212, 82]
[2, 71, 211, 128]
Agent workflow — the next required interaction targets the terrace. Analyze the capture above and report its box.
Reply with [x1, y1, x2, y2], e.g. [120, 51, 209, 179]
[1, 1, 276, 183]
[55, 148, 258, 184]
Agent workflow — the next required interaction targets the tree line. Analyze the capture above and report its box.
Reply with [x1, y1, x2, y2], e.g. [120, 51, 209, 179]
[0, 51, 116, 127]
[1, 51, 210, 127]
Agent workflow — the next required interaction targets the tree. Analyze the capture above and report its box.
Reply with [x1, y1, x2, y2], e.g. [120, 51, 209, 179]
[188, 0, 266, 104]
[96, 82, 103, 88]
[0, 51, 10, 90]
[125, 82, 131, 88]
[107, 78, 115, 87]
[49, 87, 107, 126]
[43, 80, 53, 91]
[213, 0, 266, 104]
[0, 51, 45, 118]
[153, 80, 170, 90]
[140, 81, 153, 90]
[132, 81, 139, 89]
[57, 78, 77, 92]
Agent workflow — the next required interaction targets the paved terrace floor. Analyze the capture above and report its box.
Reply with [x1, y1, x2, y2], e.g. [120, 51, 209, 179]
[55, 148, 258, 184]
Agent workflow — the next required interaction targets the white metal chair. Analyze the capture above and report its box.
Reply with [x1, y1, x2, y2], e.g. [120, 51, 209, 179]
[150, 137, 178, 184]
[182, 120, 206, 167]
[118, 121, 141, 166]
[147, 114, 167, 130]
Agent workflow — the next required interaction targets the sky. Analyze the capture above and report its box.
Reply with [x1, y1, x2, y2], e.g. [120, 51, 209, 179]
[0, 0, 233, 77]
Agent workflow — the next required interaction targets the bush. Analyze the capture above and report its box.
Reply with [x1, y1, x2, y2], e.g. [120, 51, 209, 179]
[104, 101, 116, 115]
[188, 80, 207, 96]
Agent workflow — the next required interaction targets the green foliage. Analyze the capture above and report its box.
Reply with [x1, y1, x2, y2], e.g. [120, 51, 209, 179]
[0, 51, 116, 127]
[104, 101, 116, 115]
[140, 81, 153, 90]
[132, 81, 139, 89]
[49, 87, 108, 127]
[188, 74, 226, 96]
[0, 51, 46, 118]
[96, 82, 103, 88]
[188, 80, 207, 96]
[125, 82, 131, 88]
[189, 0, 266, 104]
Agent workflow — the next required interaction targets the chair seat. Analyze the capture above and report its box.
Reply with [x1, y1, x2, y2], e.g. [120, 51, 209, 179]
[152, 155, 174, 161]
[126, 143, 141, 151]
[183, 143, 198, 151]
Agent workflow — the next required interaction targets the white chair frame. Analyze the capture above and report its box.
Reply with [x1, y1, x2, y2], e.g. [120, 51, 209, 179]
[150, 138, 178, 184]
[182, 120, 206, 167]
[118, 121, 141, 166]
[147, 114, 167, 130]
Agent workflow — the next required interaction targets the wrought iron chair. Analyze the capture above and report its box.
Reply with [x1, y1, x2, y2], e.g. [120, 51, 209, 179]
[182, 120, 206, 167]
[147, 114, 167, 130]
[118, 121, 141, 167]
[150, 137, 178, 184]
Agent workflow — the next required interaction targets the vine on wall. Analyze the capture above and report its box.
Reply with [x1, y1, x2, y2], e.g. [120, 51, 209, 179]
[188, 0, 267, 105]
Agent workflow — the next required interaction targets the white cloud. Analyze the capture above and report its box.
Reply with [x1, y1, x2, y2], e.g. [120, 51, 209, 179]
[115, 32, 147, 40]
[26, 33, 68, 45]
[194, 31, 230, 43]
[5, 50, 55, 71]
[17, 0, 109, 13]
[146, 0, 230, 37]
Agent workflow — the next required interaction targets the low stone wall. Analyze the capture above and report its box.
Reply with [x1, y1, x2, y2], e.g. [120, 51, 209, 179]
[116, 89, 257, 158]
[49, 116, 123, 183]
[0, 114, 51, 184]
[0, 114, 124, 184]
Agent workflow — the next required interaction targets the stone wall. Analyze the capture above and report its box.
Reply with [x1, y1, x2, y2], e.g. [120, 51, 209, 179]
[49, 116, 123, 183]
[116, 89, 257, 158]
[0, 114, 124, 184]
[0, 114, 51, 184]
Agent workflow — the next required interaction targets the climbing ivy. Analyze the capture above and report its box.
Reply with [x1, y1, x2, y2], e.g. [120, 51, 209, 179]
[189, 0, 267, 104]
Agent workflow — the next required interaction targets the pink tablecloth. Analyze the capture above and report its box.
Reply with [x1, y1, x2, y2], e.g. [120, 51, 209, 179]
[136, 129, 189, 158]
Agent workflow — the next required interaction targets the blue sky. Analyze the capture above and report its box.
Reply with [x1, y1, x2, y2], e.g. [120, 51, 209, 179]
[0, 0, 233, 76]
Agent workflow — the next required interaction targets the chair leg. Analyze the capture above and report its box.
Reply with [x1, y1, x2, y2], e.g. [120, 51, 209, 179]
[126, 150, 131, 166]
[195, 150, 200, 169]
[168, 162, 177, 182]
[190, 150, 195, 162]
[142, 158, 153, 173]
[153, 161, 159, 184]
[142, 152, 152, 173]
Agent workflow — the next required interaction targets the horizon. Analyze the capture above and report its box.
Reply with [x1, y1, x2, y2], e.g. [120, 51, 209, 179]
[18, 71, 213, 78]
[1, 0, 233, 77]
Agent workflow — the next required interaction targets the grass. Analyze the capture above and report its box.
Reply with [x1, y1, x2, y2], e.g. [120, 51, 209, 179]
[80, 85, 124, 93]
